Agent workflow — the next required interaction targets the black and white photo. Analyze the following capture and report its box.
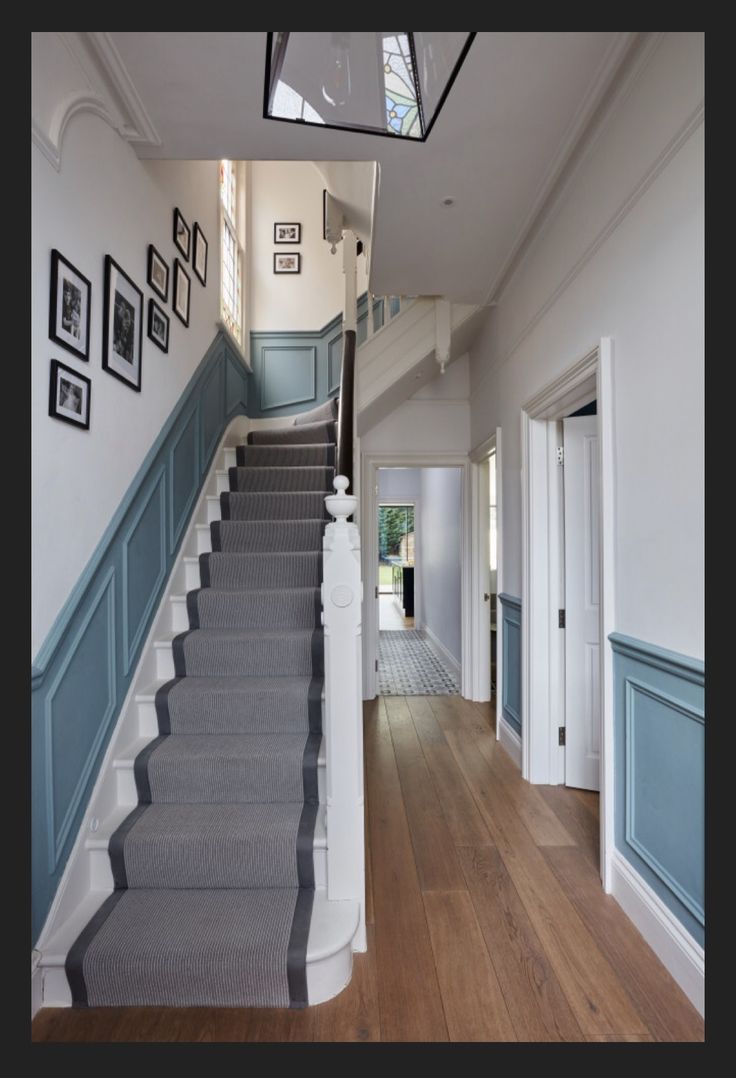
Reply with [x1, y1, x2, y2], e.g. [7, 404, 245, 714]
[147, 298, 170, 353]
[173, 207, 190, 260]
[273, 251, 301, 274]
[173, 259, 191, 326]
[274, 222, 301, 244]
[49, 249, 91, 361]
[48, 359, 91, 429]
[147, 244, 169, 302]
[102, 255, 143, 391]
[193, 223, 208, 285]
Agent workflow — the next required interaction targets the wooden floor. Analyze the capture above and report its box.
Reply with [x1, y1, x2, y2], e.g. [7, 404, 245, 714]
[32, 695, 703, 1043]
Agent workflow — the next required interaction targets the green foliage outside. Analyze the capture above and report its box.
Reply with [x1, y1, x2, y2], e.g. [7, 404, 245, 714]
[378, 505, 414, 560]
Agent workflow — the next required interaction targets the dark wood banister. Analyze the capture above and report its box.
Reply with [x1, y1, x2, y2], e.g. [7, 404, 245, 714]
[336, 328, 356, 491]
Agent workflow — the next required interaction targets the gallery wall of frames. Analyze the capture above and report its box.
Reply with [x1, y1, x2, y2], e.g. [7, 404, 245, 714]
[47, 208, 209, 431]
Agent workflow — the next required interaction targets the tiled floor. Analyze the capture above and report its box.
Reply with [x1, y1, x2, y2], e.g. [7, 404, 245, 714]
[378, 630, 460, 695]
[378, 593, 414, 631]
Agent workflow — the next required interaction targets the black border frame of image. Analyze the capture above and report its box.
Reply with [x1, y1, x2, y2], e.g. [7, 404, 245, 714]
[273, 251, 301, 274]
[274, 222, 301, 245]
[48, 358, 91, 430]
[173, 207, 191, 260]
[147, 298, 170, 354]
[102, 254, 143, 392]
[173, 259, 191, 326]
[147, 243, 169, 303]
[49, 248, 91, 362]
[193, 223, 208, 286]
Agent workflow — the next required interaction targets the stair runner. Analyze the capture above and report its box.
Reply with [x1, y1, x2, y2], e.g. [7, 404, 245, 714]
[66, 397, 339, 1008]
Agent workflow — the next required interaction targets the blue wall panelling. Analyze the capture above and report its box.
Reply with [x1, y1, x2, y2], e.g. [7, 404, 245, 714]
[498, 593, 522, 735]
[31, 334, 248, 943]
[610, 632, 704, 945]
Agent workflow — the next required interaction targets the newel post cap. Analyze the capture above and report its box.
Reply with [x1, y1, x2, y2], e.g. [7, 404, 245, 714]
[325, 475, 357, 523]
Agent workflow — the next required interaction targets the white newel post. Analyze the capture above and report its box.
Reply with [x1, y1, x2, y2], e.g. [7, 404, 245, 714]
[322, 475, 366, 952]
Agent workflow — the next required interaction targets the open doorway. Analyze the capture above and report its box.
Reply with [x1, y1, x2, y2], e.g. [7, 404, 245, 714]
[374, 466, 463, 696]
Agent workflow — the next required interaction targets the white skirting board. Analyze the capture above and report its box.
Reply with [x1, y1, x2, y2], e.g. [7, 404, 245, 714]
[420, 623, 461, 681]
[610, 850, 704, 1016]
[498, 715, 522, 768]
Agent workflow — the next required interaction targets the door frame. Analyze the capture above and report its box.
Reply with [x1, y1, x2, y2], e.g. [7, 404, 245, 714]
[520, 338, 616, 890]
[469, 429, 503, 735]
[361, 452, 471, 700]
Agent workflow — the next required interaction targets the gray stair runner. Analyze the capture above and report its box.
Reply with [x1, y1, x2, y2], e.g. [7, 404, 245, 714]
[66, 396, 338, 1008]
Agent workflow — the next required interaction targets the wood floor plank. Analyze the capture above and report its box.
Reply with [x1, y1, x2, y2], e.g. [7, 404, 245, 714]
[439, 727, 648, 1036]
[586, 1034, 655, 1042]
[540, 846, 704, 1042]
[365, 697, 449, 1041]
[537, 784, 600, 866]
[246, 1006, 315, 1042]
[385, 696, 468, 890]
[314, 925, 380, 1042]
[571, 787, 600, 820]
[458, 846, 584, 1042]
[423, 890, 516, 1041]
[407, 697, 494, 847]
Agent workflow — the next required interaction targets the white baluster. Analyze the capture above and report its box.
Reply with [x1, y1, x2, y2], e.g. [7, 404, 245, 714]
[342, 229, 358, 333]
[322, 475, 366, 951]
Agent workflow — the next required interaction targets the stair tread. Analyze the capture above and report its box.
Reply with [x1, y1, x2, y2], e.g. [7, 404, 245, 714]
[41, 887, 356, 967]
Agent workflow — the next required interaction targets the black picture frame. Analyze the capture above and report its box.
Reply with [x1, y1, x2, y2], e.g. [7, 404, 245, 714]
[48, 358, 91, 430]
[49, 249, 91, 362]
[173, 207, 190, 260]
[273, 252, 301, 274]
[173, 259, 191, 326]
[274, 222, 301, 244]
[102, 255, 143, 392]
[147, 298, 170, 353]
[147, 244, 169, 302]
[193, 223, 208, 286]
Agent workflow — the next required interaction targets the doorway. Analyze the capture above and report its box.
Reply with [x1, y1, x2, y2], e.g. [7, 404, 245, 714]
[362, 458, 470, 699]
[520, 340, 615, 888]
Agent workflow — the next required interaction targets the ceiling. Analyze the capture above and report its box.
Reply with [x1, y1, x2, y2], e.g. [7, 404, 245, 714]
[110, 32, 636, 305]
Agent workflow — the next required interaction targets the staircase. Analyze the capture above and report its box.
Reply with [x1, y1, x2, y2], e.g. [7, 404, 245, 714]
[47, 397, 361, 1009]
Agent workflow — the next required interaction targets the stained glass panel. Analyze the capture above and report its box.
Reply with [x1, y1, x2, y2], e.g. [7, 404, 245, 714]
[382, 33, 420, 138]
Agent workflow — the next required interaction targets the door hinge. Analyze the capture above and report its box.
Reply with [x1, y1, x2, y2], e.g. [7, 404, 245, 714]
[558, 726, 566, 746]
[558, 609, 566, 628]
[556, 447, 565, 465]
[375, 585, 379, 599]
[375, 659, 379, 672]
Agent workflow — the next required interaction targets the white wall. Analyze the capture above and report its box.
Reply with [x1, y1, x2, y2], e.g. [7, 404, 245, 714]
[32, 111, 221, 659]
[361, 354, 471, 455]
[250, 161, 368, 331]
[418, 469, 463, 666]
[469, 32, 704, 660]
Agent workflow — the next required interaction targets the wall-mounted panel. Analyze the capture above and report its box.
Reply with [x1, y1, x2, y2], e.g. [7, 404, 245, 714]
[45, 568, 116, 870]
[122, 469, 166, 673]
[499, 593, 521, 735]
[169, 406, 199, 554]
[200, 358, 225, 466]
[260, 346, 317, 411]
[31, 334, 248, 944]
[611, 632, 704, 947]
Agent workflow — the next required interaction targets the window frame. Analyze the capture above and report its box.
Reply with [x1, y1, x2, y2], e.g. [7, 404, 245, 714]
[218, 159, 249, 366]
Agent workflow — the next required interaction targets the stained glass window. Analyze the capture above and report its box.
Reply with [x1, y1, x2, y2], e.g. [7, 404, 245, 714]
[382, 34, 421, 139]
[272, 80, 325, 124]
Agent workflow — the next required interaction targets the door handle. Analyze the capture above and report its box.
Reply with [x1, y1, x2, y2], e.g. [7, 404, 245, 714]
[483, 593, 490, 602]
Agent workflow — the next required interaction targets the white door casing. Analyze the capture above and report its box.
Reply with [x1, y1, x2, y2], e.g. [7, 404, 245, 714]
[563, 415, 601, 791]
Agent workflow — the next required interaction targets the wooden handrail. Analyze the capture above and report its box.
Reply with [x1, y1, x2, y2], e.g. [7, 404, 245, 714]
[336, 328, 356, 489]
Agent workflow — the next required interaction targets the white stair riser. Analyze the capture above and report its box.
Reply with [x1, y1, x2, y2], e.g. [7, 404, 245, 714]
[87, 844, 327, 893]
[206, 496, 221, 524]
[216, 470, 230, 495]
[155, 643, 175, 680]
[195, 526, 213, 556]
[223, 448, 237, 470]
[184, 559, 201, 591]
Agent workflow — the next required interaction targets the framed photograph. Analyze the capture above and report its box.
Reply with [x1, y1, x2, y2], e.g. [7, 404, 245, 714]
[173, 259, 191, 326]
[273, 252, 301, 274]
[147, 244, 169, 302]
[49, 249, 91, 361]
[193, 223, 208, 285]
[102, 255, 143, 391]
[147, 298, 169, 353]
[274, 222, 301, 244]
[173, 207, 190, 260]
[48, 359, 91, 430]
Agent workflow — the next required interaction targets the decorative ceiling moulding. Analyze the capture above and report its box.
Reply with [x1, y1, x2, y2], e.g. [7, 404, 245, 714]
[31, 31, 161, 172]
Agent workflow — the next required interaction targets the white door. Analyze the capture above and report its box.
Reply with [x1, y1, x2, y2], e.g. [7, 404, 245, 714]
[563, 416, 600, 791]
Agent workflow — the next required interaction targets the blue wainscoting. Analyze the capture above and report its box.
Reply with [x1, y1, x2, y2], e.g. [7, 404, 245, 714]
[31, 333, 248, 944]
[610, 633, 704, 946]
[248, 292, 382, 419]
[498, 594, 522, 736]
